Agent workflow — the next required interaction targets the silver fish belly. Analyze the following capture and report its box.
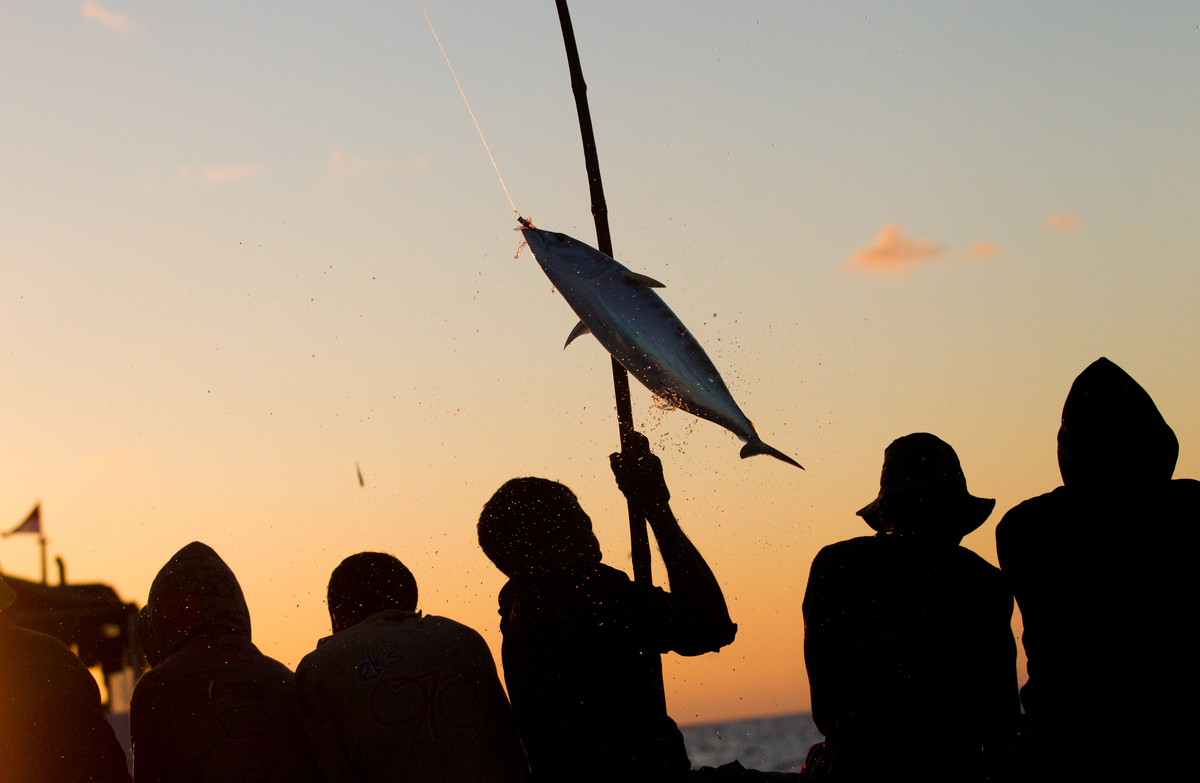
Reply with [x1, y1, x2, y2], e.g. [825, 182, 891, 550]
[521, 226, 801, 469]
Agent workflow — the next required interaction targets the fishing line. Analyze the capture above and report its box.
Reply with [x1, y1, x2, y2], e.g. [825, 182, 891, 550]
[419, 1, 520, 220]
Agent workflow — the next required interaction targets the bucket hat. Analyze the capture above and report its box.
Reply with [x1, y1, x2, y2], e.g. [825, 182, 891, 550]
[857, 433, 995, 536]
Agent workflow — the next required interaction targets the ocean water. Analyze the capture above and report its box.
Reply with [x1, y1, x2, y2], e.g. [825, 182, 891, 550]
[681, 712, 823, 773]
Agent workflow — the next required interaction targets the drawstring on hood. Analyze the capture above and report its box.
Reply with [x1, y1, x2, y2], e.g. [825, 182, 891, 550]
[138, 542, 251, 667]
[1058, 357, 1178, 487]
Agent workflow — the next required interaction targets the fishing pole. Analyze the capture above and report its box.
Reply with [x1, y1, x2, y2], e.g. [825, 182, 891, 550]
[552, 0, 665, 708]
[551, 0, 654, 589]
[420, 0, 655, 594]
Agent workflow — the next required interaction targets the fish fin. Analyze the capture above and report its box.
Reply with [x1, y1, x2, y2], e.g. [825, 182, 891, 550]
[564, 320, 592, 349]
[622, 271, 666, 288]
[740, 438, 804, 469]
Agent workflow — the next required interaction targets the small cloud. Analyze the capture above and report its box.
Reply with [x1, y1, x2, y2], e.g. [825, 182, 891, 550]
[81, 1, 136, 34]
[969, 240, 1000, 260]
[201, 162, 263, 183]
[846, 224, 943, 274]
[324, 146, 431, 181]
[1045, 213, 1080, 232]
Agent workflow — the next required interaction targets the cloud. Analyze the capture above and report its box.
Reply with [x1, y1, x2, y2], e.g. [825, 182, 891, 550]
[324, 146, 431, 180]
[176, 162, 264, 184]
[846, 224, 944, 274]
[80, 1, 136, 34]
[969, 240, 1000, 260]
[202, 163, 264, 183]
[1045, 213, 1080, 232]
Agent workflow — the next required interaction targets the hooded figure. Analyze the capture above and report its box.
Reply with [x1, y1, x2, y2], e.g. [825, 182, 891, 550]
[803, 434, 1018, 782]
[0, 575, 131, 783]
[129, 542, 322, 782]
[996, 358, 1198, 781]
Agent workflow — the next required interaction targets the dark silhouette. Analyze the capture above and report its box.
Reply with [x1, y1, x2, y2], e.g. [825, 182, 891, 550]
[0, 575, 131, 783]
[478, 433, 737, 782]
[1, 567, 141, 704]
[996, 358, 1198, 781]
[803, 434, 1018, 781]
[130, 542, 322, 782]
[295, 552, 528, 782]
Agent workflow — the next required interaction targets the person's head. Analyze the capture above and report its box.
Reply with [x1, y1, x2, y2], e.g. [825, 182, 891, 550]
[327, 552, 418, 633]
[1058, 357, 1178, 487]
[139, 541, 250, 667]
[857, 433, 995, 543]
[478, 477, 602, 578]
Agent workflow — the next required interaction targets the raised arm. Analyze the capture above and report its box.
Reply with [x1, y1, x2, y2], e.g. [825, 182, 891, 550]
[610, 433, 736, 654]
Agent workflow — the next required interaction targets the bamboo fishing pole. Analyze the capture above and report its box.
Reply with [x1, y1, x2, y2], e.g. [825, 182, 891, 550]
[551, 0, 655, 591]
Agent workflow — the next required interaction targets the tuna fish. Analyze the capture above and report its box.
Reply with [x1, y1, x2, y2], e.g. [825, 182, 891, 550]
[520, 221, 801, 468]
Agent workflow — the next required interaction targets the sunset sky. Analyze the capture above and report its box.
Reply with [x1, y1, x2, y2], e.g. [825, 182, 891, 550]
[2, 2, 1197, 722]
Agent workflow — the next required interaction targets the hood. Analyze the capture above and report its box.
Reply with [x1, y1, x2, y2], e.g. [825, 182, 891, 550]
[1058, 358, 1178, 487]
[139, 541, 250, 666]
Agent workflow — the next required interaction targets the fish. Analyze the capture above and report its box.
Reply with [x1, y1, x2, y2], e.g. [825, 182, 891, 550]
[519, 221, 802, 469]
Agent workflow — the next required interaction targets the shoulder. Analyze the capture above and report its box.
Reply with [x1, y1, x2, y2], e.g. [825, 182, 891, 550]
[413, 613, 486, 640]
[0, 620, 76, 661]
[948, 545, 1005, 587]
[805, 538, 870, 597]
[996, 487, 1067, 543]
[1168, 477, 1200, 500]
[523, 562, 631, 604]
[0, 622, 98, 692]
[810, 536, 878, 571]
[1001, 487, 1066, 520]
[541, 561, 628, 588]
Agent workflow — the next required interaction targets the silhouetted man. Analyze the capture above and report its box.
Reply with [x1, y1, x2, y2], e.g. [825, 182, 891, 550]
[295, 552, 528, 782]
[803, 434, 1017, 782]
[0, 575, 131, 783]
[130, 542, 322, 782]
[478, 433, 737, 783]
[996, 358, 1198, 781]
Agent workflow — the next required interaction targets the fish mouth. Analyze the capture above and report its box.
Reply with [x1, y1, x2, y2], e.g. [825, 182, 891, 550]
[519, 227, 548, 257]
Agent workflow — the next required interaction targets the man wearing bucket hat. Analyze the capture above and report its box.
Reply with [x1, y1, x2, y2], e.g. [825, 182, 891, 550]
[0, 574, 132, 782]
[802, 433, 1018, 782]
[996, 358, 1199, 782]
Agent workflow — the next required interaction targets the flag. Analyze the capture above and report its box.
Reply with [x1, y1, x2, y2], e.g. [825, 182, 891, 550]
[4, 504, 41, 537]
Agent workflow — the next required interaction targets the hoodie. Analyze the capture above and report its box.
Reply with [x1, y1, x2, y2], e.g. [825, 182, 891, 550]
[296, 608, 528, 783]
[129, 543, 322, 783]
[996, 358, 1198, 780]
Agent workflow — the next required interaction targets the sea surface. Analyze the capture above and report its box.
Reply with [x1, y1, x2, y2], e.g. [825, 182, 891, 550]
[681, 712, 823, 773]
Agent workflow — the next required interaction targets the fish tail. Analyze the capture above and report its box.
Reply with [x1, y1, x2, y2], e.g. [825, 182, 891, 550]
[740, 438, 804, 469]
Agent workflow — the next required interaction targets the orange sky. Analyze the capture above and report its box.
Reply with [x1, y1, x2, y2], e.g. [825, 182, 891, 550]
[2, 2, 1198, 723]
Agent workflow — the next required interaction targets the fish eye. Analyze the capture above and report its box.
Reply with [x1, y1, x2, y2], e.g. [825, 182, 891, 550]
[552, 233, 570, 243]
